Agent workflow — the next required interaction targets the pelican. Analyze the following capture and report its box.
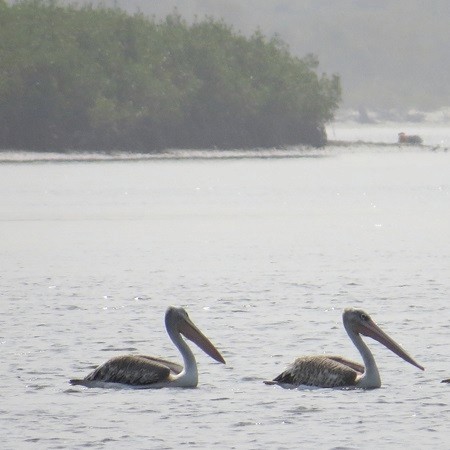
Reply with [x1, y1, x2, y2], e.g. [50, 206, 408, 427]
[70, 306, 225, 389]
[264, 307, 424, 389]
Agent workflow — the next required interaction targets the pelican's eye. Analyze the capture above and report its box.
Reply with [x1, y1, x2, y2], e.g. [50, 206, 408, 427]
[360, 313, 369, 321]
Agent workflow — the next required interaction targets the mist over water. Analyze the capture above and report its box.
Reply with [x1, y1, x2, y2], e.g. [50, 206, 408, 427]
[1, 126, 449, 449]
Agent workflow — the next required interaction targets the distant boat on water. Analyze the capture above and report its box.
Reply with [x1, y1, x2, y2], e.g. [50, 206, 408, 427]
[398, 132, 423, 144]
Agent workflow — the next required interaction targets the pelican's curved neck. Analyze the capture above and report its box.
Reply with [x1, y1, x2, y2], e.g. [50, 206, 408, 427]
[166, 322, 198, 387]
[345, 325, 381, 389]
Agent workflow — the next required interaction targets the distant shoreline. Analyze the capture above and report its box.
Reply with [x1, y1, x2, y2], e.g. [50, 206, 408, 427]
[0, 141, 446, 164]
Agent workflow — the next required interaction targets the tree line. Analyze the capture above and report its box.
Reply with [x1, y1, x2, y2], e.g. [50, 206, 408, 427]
[0, 0, 341, 151]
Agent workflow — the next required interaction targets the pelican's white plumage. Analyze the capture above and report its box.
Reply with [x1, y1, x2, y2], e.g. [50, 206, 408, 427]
[265, 308, 424, 389]
[70, 306, 225, 389]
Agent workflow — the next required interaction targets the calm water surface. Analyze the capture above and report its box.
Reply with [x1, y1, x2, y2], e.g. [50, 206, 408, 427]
[1, 133, 449, 449]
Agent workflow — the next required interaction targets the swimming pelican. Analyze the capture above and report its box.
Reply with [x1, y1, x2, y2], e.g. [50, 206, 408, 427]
[70, 306, 225, 389]
[264, 307, 424, 389]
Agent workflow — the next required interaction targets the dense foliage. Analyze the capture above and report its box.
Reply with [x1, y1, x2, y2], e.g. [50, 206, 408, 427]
[0, 0, 341, 151]
[112, 0, 449, 112]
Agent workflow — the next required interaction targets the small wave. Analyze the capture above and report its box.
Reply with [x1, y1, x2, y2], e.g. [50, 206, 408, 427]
[100, 347, 138, 352]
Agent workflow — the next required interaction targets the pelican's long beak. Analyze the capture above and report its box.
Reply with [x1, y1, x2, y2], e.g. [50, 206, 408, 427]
[358, 320, 424, 371]
[179, 317, 226, 364]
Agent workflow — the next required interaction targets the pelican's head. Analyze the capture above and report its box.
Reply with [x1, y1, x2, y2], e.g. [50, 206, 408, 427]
[343, 307, 424, 371]
[165, 306, 226, 364]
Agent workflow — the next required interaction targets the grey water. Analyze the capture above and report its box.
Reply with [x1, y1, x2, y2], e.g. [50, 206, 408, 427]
[1, 133, 449, 449]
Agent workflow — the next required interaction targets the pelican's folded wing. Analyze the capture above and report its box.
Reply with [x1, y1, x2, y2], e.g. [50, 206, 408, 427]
[135, 355, 183, 375]
[270, 355, 359, 388]
[326, 355, 365, 374]
[82, 355, 172, 386]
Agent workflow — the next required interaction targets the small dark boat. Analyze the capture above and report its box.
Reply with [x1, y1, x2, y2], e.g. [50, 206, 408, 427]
[398, 132, 423, 144]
